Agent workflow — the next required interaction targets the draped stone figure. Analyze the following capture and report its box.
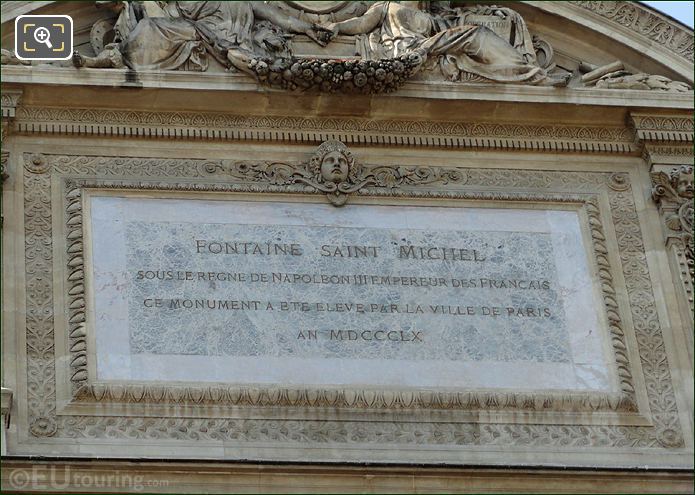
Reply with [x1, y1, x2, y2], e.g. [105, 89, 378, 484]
[430, 2, 538, 64]
[323, 1, 569, 85]
[74, 1, 330, 73]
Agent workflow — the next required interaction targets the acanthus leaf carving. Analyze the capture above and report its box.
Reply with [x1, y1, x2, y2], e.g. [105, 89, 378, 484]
[213, 140, 467, 206]
[1, 89, 22, 185]
[651, 165, 694, 315]
[652, 165, 694, 237]
[23, 154, 57, 437]
[609, 182, 684, 448]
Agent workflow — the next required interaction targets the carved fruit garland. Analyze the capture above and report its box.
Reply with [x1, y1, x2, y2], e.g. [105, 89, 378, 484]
[249, 55, 423, 94]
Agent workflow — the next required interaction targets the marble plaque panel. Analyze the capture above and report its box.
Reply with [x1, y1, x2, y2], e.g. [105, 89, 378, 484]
[88, 196, 613, 392]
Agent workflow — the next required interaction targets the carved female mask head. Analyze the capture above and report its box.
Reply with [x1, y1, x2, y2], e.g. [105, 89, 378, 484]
[672, 165, 694, 199]
[310, 140, 355, 184]
[320, 150, 349, 183]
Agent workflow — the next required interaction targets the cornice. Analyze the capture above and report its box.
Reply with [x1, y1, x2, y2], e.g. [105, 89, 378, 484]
[628, 111, 694, 167]
[629, 113, 694, 143]
[1, 66, 693, 110]
[1, 89, 22, 119]
[13, 105, 639, 154]
[3, 459, 694, 493]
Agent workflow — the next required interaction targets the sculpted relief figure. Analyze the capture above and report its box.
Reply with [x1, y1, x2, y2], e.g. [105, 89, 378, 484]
[223, 139, 465, 206]
[581, 61, 691, 92]
[430, 2, 537, 64]
[72, 0, 567, 88]
[322, 1, 569, 86]
[3, 0, 691, 93]
[307, 140, 361, 205]
[10, 0, 685, 92]
[311, 140, 359, 186]
[74, 1, 330, 72]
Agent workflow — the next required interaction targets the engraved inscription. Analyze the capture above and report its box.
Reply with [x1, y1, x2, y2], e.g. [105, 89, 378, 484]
[90, 197, 610, 391]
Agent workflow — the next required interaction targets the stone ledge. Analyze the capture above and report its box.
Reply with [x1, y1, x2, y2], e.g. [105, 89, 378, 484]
[1, 458, 693, 494]
[1, 66, 693, 110]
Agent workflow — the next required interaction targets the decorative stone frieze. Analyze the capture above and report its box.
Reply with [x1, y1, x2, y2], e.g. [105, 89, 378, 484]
[66, 1, 570, 90]
[0, 2, 692, 485]
[630, 113, 694, 144]
[208, 140, 467, 206]
[13, 106, 638, 154]
[568, 1, 694, 63]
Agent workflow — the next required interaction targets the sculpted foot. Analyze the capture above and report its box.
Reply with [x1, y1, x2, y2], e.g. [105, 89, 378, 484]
[545, 72, 571, 87]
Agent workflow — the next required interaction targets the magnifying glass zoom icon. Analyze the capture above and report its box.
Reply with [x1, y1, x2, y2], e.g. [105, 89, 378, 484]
[33, 27, 53, 48]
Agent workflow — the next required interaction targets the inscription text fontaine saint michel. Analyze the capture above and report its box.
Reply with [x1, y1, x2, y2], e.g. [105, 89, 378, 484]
[90, 197, 610, 391]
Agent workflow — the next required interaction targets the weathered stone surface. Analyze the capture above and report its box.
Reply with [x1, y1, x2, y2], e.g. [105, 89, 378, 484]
[0, 2, 693, 489]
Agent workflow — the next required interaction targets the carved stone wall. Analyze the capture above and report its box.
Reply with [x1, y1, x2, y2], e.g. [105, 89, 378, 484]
[0, 2, 693, 490]
[6, 146, 684, 461]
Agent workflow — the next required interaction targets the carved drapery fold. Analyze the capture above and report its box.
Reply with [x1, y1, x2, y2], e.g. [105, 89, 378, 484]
[13, 2, 578, 91]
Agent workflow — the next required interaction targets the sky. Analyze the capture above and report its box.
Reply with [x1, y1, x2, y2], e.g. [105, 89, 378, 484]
[641, 1, 694, 28]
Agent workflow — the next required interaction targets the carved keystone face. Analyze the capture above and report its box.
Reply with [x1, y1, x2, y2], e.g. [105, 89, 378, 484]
[320, 150, 349, 183]
[677, 173, 694, 199]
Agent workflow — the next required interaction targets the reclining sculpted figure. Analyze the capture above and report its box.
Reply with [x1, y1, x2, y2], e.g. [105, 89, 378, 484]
[74, 1, 330, 73]
[322, 1, 568, 86]
[73, 1, 568, 88]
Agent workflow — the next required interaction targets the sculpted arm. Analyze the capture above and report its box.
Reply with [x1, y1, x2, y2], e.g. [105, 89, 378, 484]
[251, 2, 312, 33]
[251, 2, 332, 46]
[326, 2, 384, 35]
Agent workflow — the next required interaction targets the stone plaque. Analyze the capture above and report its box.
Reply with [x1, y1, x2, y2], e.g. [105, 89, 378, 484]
[88, 196, 612, 392]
